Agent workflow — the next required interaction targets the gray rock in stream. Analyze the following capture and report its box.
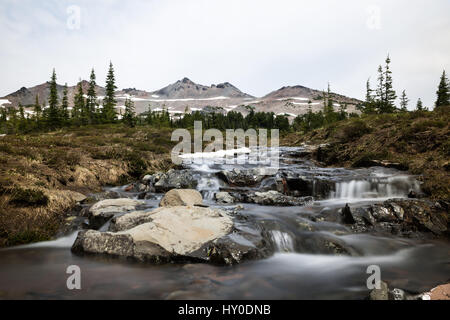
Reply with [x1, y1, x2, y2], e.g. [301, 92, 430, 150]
[281, 171, 335, 199]
[340, 199, 449, 238]
[152, 169, 198, 192]
[238, 190, 314, 207]
[73, 205, 274, 265]
[217, 168, 276, 187]
[215, 192, 235, 204]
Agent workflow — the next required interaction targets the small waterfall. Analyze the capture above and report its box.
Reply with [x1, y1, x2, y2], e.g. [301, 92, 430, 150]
[196, 174, 222, 200]
[270, 231, 295, 252]
[331, 175, 421, 200]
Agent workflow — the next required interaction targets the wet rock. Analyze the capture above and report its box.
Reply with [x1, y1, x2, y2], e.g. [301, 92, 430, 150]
[294, 232, 358, 256]
[408, 190, 418, 199]
[215, 191, 235, 204]
[72, 230, 135, 257]
[87, 198, 145, 229]
[125, 182, 155, 193]
[204, 232, 272, 265]
[142, 174, 155, 184]
[407, 190, 427, 199]
[279, 171, 335, 199]
[367, 283, 425, 300]
[159, 189, 203, 207]
[341, 204, 356, 224]
[369, 281, 389, 300]
[371, 205, 397, 222]
[340, 199, 449, 238]
[73, 206, 273, 265]
[243, 190, 313, 207]
[137, 192, 157, 200]
[259, 177, 281, 192]
[390, 288, 407, 300]
[217, 168, 276, 187]
[85, 190, 122, 203]
[153, 169, 198, 192]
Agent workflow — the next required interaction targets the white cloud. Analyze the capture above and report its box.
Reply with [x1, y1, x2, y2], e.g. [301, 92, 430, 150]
[0, 0, 449, 109]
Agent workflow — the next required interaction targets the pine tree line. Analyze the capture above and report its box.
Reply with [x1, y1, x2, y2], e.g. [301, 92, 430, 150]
[360, 55, 397, 113]
[360, 55, 449, 114]
[2, 62, 121, 131]
[1, 58, 449, 135]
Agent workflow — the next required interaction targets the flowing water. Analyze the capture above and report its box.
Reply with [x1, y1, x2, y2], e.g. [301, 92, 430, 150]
[0, 147, 449, 300]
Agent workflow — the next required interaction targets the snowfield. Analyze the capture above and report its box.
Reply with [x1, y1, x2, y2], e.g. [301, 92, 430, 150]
[276, 97, 309, 101]
[115, 96, 231, 102]
[0, 99, 11, 107]
[277, 112, 297, 117]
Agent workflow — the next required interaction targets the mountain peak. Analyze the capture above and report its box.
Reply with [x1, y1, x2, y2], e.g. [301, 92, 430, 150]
[180, 77, 195, 84]
[151, 78, 253, 100]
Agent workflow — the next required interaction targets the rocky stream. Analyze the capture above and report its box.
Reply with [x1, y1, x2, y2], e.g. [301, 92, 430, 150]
[0, 146, 448, 299]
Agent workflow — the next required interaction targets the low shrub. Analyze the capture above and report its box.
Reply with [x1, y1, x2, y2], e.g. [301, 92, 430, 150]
[123, 151, 147, 178]
[6, 230, 51, 246]
[338, 119, 372, 142]
[9, 188, 49, 207]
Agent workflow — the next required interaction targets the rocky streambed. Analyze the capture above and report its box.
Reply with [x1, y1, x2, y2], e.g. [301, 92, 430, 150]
[0, 146, 448, 299]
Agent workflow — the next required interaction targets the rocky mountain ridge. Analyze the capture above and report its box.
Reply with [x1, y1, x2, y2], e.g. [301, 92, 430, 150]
[1, 78, 362, 116]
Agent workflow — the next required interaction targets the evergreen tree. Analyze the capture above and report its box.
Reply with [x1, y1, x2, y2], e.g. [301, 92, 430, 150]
[435, 70, 449, 108]
[33, 94, 42, 120]
[365, 79, 374, 103]
[372, 56, 397, 113]
[86, 69, 98, 124]
[375, 65, 384, 105]
[274, 115, 290, 132]
[325, 82, 334, 115]
[399, 90, 409, 112]
[339, 102, 348, 116]
[6, 106, 18, 132]
[381, 55, 397, 113]
[47, 69, 60, 128]
[0, 107, 6, 124]
[102, 62, 117, 122]
[123, 98, 135, 127]
[416, 98, 425, 111]
[361, 78, 376, 113]
[18, 103, 25, 120]
[322, 90, 327, 113]
[17, 103, 28, 132]
[73, 80, 85, 124]
[61, 83, 70, 122]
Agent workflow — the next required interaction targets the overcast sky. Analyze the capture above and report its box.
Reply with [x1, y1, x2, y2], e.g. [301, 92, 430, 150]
[1, 0, 449, 108]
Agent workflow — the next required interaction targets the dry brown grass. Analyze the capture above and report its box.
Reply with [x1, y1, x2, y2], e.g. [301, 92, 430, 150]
[0, 124, 175, 247]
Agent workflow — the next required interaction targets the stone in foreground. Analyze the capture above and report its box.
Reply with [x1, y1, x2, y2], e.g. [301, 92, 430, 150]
[72, 205, 271, 265]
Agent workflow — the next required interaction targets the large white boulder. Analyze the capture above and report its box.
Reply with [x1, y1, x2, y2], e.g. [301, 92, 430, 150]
[73, 206, 237, 263]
